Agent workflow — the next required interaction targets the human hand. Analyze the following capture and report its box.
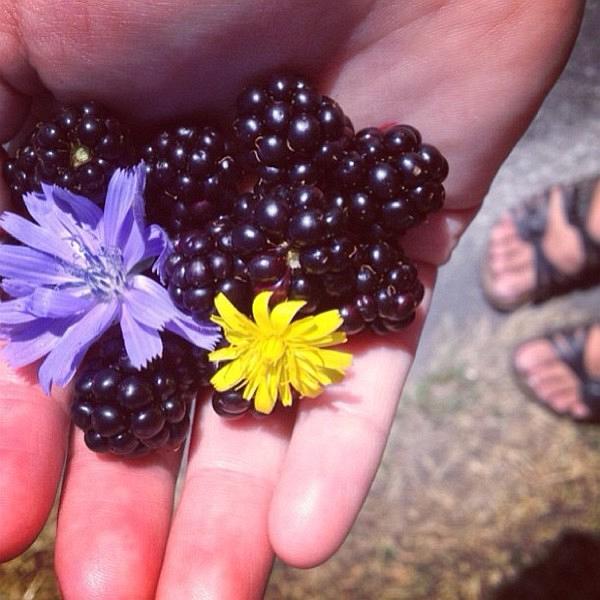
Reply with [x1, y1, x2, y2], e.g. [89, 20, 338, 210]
[0, 1, 583, 597]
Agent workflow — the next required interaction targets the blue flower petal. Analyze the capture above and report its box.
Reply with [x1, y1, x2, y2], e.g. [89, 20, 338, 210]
[42, 184, 103, 230]
[126, 275, 176, 327]
[166, 312, 221, 350]
[145, 225, 172, 282]
[27, 288, 95, 319]
[0, 298, 38, 324]
[0, 245, 71, 285]
[37, 299, 120, 394]
[120, 302, 163, 369]
[1, 279, 36, 298]
[2, 317, 75, 367]
[103, 165, 145, 248]
[0, 211, 78, 264]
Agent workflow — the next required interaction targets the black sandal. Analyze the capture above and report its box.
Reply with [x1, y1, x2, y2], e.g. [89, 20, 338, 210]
[482, 177, 600, 311]
[513, 324, 600, 424]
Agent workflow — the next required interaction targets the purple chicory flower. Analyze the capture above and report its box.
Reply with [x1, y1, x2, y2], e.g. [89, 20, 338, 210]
[0, 163, 220, 394]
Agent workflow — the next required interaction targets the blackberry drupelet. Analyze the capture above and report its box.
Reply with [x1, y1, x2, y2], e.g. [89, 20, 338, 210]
[331, 124, 448, 235]
[27, 101, 134, 203]
[233, 72, 354, 190]
[2, 143, 39, 206]
[71, 330, 213, 456]
[142, 125, 239, 234]
[211, 389, 252, 419]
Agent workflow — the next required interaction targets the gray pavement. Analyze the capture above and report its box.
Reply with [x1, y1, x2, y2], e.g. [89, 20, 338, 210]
[412, 0, 600, 379]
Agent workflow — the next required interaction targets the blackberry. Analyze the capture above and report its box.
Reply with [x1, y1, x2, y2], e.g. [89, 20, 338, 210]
[165, 217, 254, 321]
[26, 101, 134, 203]
[71, 330, 213, 456]
[232, 73, 354, 190]
[142, 125, 239, 233]
[331, 124, 448, 235]
[337, 241, 424, 335]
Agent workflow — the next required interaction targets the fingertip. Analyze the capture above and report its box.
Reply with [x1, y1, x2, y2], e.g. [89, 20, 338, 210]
[0, 362, 68, 562]
[269, 482, 343, 569]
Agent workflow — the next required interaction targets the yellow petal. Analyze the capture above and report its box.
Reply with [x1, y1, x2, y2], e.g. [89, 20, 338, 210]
[270, 299, 306, 332]
[210, 358, 246, 391]
[208, 346, 242, 363]
[279, 382, 293, 406]
[312, 331, 348, 348]
[214, 293, 257, 334]
[254, 379, 277, 414]
[288, 310, 344, 342]
[315, 348, 353, 371]
[251, 291, 273, 332]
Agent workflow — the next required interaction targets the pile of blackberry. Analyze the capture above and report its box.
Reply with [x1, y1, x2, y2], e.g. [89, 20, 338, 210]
[142, 125, 238, 233]
[164, 183, 424, 335]
[3, 101, 133, 206]
[70, 330, 213, 456]
[2, 70, 448, 445]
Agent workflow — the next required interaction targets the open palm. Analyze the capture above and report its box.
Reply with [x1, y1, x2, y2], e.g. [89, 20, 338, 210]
[0, 1, 583, 598]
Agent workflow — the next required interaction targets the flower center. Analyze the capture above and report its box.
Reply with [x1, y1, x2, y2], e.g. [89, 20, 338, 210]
[67, 239, 127, 298]
[261, 336, 286, 365]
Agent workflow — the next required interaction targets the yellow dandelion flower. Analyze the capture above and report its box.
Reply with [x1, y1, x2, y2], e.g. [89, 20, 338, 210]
[209, 291, 353, 414]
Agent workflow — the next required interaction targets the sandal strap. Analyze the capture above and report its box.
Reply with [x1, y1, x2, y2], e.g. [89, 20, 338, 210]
[511, 178, 600, 304]
[512, 190, 550, 242]
[547, 325, 600, 416]
[565, 178, 600, 275]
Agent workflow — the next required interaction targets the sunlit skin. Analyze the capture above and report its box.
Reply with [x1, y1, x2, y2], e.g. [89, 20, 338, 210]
[0, 1, 584, 598]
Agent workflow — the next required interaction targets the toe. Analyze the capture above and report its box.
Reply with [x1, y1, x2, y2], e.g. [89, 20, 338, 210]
[513, 340, 557, 373]
[546, 388, 579, 414]
[571, 398, 592, 420]
[485, 269, 534, 306]
[489, 213, 518, 243]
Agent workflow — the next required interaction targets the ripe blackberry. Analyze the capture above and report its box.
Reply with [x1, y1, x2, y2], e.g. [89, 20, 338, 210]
[165, 216, 254, 321]
[337, 241, 424, 335]
[28, 101, 134, 203]
[71, 330, 213, 456]
[143, 125, 239, 234]
[233, 73, 354, 190]
[331, 124, 448, 235]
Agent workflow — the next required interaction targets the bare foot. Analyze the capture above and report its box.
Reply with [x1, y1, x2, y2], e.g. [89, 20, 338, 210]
[513, 324, 600, 420]
[482, 179, 600, 310]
